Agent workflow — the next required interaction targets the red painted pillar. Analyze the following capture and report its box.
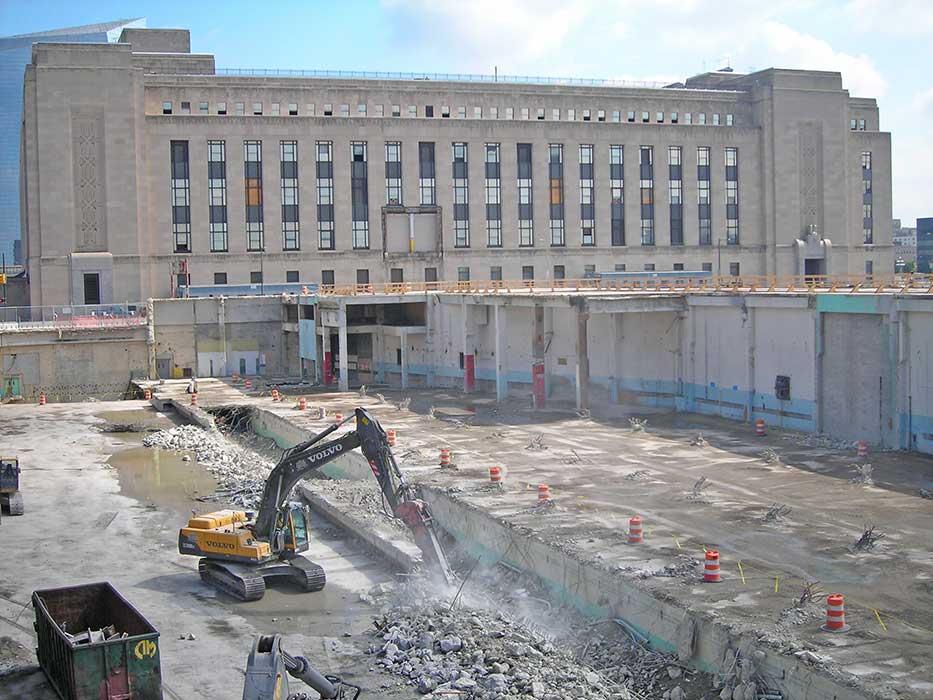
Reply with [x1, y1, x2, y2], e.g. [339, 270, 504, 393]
[323, 351, 333, 385]
[464, 353, 476, 393]
[532, 361, 546, 408]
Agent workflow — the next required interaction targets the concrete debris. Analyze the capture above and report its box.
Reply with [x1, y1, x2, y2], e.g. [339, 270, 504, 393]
[358, 385, 368, 397]
[921, 488, 933, 500]
[567, 449, 591, 465]
[850, 524, 884, 552]
[686, 476, 710, 501]
[762, 503, 791, 523]
[849, 463, 874, 486]
[429, 405, 437, 417]
[369, 584, 631, 700]
[98, 422, 159, 433]
[629, 418, 647, 432]
[624, 555, 699, 581]
[525, 435, 548, 451]
[690, 434, 708, 447]
[759, 448, 781, 465]
[397, 397, 411, 411]
[576, 409, 592, 419]
[142, 424, 273, 508]
[622, 470, 650, 481]
[375, 393, 387, 404]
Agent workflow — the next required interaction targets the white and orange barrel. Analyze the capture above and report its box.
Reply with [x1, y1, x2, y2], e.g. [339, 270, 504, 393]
[38, 392, 47, 406]
[297, 397, 307, 411]
[244, 378, 253, 390]
[143, 388, 152, 400]
[489, 466, 503, 483]
[271, 389, 280, 402]
[704, 550, 722, 583]
[857, 440, 869, 458]
[537, 484, 551, 501]
[386, 429, 397, 447]
[822, 593, 850, 633]
[755, 418, 766, 437]
[335, 412, 344, 422]
[628, 515, 643, 544]
[190, 392, 198, 406]
[439, 447, 452, 467]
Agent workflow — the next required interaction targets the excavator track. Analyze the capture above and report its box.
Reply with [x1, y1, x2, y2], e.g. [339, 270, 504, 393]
[286, 557, 326, 593]
[198, 559, 266, 602]
[1, 493, 23, 516]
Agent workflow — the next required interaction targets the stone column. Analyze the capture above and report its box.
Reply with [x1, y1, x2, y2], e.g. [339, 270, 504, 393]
[400, 330, 410, 390]
[575, 305, 590, 411]
[494, 303, 507, 401]
[338, 303, 349, 392]
[462, 297, 475, 393]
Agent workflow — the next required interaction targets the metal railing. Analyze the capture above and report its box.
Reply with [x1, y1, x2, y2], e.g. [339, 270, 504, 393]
[215, 67, 672, 89]
[313, 274, 933, 298]
[0, 302, 146, 331]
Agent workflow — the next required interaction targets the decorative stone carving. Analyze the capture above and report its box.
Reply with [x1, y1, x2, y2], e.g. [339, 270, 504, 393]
[797, 122, 822, 236]
[72, 114, 107, 251]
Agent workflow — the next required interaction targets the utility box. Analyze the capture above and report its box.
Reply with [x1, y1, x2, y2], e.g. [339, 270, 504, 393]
[33, 582, 162, 700]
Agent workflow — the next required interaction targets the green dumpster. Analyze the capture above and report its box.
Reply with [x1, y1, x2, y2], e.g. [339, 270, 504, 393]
[32, 582, 162, 699]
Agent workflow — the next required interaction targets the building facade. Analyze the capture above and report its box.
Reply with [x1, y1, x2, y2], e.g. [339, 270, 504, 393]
[919, 218, 933, 273]
[21, 28, 893, 306]
[892, 218, 917, 271]
[0, 18, 145, 266]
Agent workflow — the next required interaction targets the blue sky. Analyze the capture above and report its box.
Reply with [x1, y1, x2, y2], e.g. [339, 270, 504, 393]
[2, 0, 931, 224]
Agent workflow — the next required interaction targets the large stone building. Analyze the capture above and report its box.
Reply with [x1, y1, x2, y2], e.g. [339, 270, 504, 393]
[21, 27, 892, 306]
[892, 218, 917, 271]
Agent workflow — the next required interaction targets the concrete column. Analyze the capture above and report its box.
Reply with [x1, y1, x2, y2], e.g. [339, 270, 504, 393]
[543, 306, 554, 397]
[338, 304, 349, 392]
[532, 305, 546, 408]
[814, 310, 824, 434]
[315, 329, 324, 384]
[192, 300, 200, 377]
[745, 306, 756, 423]
[218, 297, 228, 377]
[574, 305, 590, 411]
[146, 298, 156, 380]
[494, 303, 507, 401]
[461, 297, 475, 393]
[374, 329, 386, 384]
[425, 299, 436, 387]
[610, 313, 623, 403]
[674, 312, 686, 411]
[886, 308, 901, 449]
[400, 330, 410, 389]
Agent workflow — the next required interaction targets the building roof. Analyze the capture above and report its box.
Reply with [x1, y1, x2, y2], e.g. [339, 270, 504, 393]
[2, 18, 144, 40]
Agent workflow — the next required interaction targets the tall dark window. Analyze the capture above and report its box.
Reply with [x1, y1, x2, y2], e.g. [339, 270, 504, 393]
[170, 140, 191, 253]
[485, 143, 502, 247]
[862, 151, 872, 244]
[419, 142, 436, 205]
[280, 140, 299, 250]
[669, 146, 683, 246]
[518, 143, 534, 246]
[580, 144, 595, 246]
[697, 146, 712, 245]
[316, 141, 334, 249]
[350, 142, 369, 249]
[207, 141, 227, 252]
[725, 147, 739, 245]
[610, 145, 624, 246]
[385, 142, 402, 205]
[244, 140, 264, 251]
[452, 142, 470, 247]
[548, 144, 564, 246]
[639, 146, 654, 246]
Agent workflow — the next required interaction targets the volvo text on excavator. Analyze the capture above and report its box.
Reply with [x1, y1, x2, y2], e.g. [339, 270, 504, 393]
[178, 407, 453, 601]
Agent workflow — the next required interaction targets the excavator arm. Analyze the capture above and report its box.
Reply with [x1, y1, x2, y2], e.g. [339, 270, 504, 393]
[252, 408, 454, 584]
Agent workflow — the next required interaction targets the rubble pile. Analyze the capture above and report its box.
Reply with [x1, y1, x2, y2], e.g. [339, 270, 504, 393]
[370, 592, 629, 699]
[142, 425, 273, 507]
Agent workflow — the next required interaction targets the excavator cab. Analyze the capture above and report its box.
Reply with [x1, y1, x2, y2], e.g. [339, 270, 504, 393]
[282, 504, 310, 555]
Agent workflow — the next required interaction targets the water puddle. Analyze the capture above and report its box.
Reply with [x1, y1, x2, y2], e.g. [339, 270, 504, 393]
[108, 446, 217, 514]
[97, 407, 175, 431]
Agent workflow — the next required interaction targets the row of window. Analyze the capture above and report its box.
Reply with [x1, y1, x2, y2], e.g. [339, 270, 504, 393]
[862, 151, 873, 244]
[160, 99, 736, 126]
[850, 118, 869, 131]
[170, 139, 743, 253]
[203, 261, 744, 288]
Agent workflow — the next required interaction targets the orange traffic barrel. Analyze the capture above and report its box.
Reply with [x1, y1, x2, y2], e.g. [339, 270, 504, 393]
[143, 388, 152, 400]
[439, 448, 452, 467]
[489, 466, 503, 483]
[857, 440, 869, 458]
[244, 378, 253, 390]
[38, 392, 47, 406]
[537, 484, 551, 502]
[386, 429, 397, 447]
[755, 419, 766, 437]
[628, 515, 643, 544]
[297, 397, 307, 411]
[271, 389, 280, 402]
[335, 412, 344, 423]
[190, 392, 198, 406]
[704, 550, 722, 582]
[822, 593, 850, 632]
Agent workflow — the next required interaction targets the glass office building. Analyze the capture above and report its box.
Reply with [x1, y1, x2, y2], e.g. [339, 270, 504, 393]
[0, 18, 144, 263]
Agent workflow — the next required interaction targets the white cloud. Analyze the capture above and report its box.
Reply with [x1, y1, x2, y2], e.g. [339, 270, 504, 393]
[911, 86, 933, 113]
[380, 0, 593, 70]
[758, 21, 886, 97]
[846, 0, 933, 36]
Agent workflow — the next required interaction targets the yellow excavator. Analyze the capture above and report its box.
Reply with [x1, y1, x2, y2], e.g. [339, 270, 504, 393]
[178, 407, 453, 601]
